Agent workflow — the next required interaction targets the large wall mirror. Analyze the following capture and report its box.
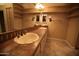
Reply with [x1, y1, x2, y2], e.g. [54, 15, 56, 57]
[33, 14, 48, 26]
[35, 14, 47, 22]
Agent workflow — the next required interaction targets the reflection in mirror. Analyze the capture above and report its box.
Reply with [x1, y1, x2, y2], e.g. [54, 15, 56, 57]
[36, 15, 39, 22]
[43, 15, 46, 22]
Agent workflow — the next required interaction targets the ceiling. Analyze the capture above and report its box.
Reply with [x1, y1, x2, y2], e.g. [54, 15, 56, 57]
[22, 3, 72, 13]
[22, 3, 70, 9]
[0, 3, 72, 13]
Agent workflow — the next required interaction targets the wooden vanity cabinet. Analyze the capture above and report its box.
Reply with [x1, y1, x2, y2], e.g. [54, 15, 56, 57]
[34, 32, 47, 56]
[40, 32, 47, 55]
[34, 44, 41, 56]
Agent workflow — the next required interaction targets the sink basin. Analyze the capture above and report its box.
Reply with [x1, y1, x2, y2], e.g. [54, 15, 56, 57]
[39, 27, 47, 29]
[14, 32, 39, 44]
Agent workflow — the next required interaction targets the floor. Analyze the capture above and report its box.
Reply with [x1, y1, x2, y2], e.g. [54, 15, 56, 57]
[44, 38, 77, 56]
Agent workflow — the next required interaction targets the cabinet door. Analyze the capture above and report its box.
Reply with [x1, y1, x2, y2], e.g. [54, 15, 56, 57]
[40, 33, 47, 55]
[34, 45, 41, 56]
[34, 31, 47, 56]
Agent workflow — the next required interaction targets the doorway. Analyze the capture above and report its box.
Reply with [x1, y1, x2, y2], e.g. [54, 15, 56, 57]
[0, 11, 6, 32]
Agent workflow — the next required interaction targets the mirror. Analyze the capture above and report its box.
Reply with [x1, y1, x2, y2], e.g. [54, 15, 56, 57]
[36, 15, 40, 22]
[42, 15, 46, 22]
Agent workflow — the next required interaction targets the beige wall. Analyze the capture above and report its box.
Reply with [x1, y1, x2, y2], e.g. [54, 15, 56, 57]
[0, 6, 4, 10]
[47, 13, 68, 39]
[66, 18, 79, 47]
[13, 18, 23, 30]
[22, 14, 35, 29]
[66, 5, 79, 47]
[23, 13, 68, 40]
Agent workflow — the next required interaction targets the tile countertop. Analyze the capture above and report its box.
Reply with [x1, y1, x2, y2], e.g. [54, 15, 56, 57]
[0, 26, 47, 56]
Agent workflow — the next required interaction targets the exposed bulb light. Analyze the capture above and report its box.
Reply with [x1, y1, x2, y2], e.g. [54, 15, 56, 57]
[35, 3, 44, 11]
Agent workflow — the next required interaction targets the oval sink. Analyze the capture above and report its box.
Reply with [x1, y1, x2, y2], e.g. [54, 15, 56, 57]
[14, 32, 39, 44]
[39, 27, 47, 29]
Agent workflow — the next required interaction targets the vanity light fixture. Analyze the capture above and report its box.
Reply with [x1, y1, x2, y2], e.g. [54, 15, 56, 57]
[35, 3, 44, 11]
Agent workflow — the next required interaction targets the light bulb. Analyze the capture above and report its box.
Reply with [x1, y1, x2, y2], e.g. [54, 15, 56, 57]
[35, 3, 44, 10]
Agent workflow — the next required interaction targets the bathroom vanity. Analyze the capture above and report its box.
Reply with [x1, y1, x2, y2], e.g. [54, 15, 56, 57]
[0, 26, 48, 56]
[34, 27, 47, 56]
